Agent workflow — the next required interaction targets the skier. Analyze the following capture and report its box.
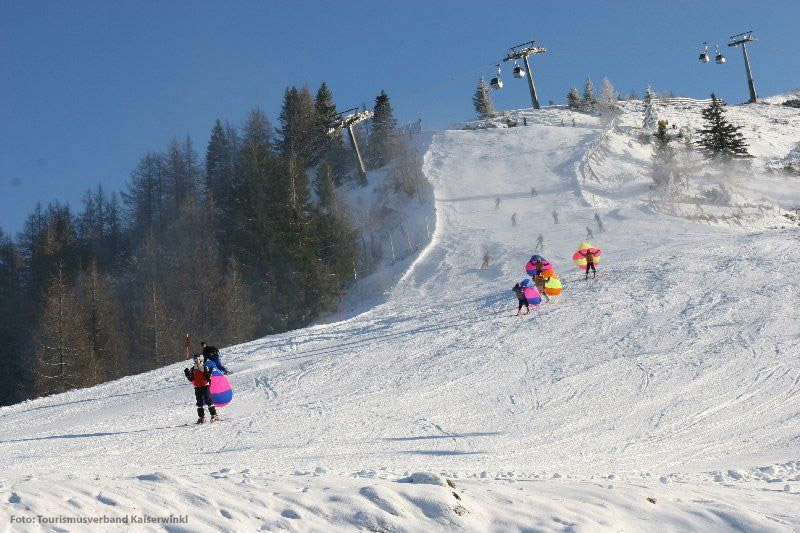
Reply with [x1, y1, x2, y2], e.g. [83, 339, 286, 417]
[201, 341, 230, 374]
[594, 212, 604, 232]
[480, 251, 491, 270]
[533, 273, 550, 302]
[184, 355, 218, 424]
[534, 234, 544, 251]
[530, 186, 538, 197]
[512, 283, 530, 315]
[586, 226, 594, 239]
[552, 209, 559, 224]
[572, 118, 576, 127]
[580, 249, 598, 280]
[511, 213, 517, 227]
[495, 197, 502, 210]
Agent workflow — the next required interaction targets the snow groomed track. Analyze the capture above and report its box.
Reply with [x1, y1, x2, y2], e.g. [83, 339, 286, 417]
[2, 104, 799, 531]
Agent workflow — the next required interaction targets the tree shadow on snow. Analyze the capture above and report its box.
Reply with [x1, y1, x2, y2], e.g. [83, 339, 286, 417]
[384, 432, 501, 442]
[12, 385, 179, 415]
[0, 424, 189, 445]
[401, 450, 486, 456]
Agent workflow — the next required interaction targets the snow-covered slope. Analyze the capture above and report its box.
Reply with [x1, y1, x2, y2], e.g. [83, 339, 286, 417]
[2, 100, 800, 532]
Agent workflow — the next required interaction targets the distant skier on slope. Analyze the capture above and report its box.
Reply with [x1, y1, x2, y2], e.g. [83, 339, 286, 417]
[579, 248, 598, 280]
[531, 186, 538, 197]
[481, 251, 491, 270]
[495, 197, 502, 210]
[552, 209, 559, 224]
[512, 283, 530, 315]
[184, 355, 219, 424]
[201, 341, 229, 374]
[535, 234, 544, 251]
[586, 226, 594, 239]
[511, 213, 517, 226]
[594, 212, 604, 232]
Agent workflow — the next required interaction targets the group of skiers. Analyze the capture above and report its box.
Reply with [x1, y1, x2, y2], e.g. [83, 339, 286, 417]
[183, 342, 230, 424]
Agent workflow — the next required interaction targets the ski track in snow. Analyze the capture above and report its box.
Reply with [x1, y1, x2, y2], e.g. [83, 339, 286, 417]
[2, 98, 800, 531]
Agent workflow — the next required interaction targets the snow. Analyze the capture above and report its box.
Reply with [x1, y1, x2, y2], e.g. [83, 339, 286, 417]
[2, 97, 800, 531]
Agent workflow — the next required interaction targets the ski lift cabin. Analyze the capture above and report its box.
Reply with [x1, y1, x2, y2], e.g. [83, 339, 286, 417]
[490, 77, 503, 89]
[699, 42, 710, 63]
[513, 66, 526, 78]
[715, 45, 726, 64]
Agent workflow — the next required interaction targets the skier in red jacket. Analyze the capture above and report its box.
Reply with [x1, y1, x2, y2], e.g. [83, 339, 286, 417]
[184, 355, 218, 424]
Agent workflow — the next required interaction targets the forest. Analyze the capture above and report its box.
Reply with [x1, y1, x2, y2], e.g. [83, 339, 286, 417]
[0, 83, 414, 405]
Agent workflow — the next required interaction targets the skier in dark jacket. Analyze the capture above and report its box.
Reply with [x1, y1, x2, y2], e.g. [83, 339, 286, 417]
[201, 342, 229, 374]
[184, 355, 218, 424]
[512, 283, 530, 315]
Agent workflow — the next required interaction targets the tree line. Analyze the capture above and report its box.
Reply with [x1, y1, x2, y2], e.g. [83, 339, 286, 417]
[0, 83, 405, 405]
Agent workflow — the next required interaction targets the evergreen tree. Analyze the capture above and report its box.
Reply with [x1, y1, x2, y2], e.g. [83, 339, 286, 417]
[642, 85, 658, 130]
[205, 119, 238, 215]
[473, 77, 496, 119]
[0, 230, 31, 405]
[566, 86, 581, 110]
[314, 162, 336, 211]
[599, 77, 618, 113]
[313, 82, 351, 185]
[276, 85, 316, 162]
[313, 82, 341, 158]
[581, 77, 597, 112]
[695, 94, 752, 161]
[651, 120, 676, 188]
[368, 90, 398, 170]
[123, 152, 167, 240]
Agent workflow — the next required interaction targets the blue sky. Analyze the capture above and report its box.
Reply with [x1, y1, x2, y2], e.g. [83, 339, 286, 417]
[2, 0, 798, 235]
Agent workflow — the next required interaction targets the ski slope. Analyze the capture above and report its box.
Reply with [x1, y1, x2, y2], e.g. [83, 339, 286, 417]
[2, 99, 800, 531]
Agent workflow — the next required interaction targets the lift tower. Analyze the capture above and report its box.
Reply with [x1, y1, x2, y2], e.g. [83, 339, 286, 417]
[728, 31, 759, 103]
[328, 107, 373, 182]
[503, 40, 547, 109]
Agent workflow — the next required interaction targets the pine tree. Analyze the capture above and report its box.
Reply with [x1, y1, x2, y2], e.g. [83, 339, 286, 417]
[599, 77, 618, 113]
[473, 77, 496, 119]
[313, 82, 345, 166]
[566, 86, 581, 109]
[642, 85, 658, 130]
[369, 90, 398, 169]
[581, 78, 597, 112]
[205, 120, 233, 208]
[651, 120, 676, 188]
[123, 152, 167, 240]
[0, 230, 30, 405]
[276, 85, 316, 162]
[695, 94, 752, 161]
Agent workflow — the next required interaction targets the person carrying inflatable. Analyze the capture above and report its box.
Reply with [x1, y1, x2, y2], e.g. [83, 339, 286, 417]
[184, 355, 219, 424]
[573, 242, 602, 280]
